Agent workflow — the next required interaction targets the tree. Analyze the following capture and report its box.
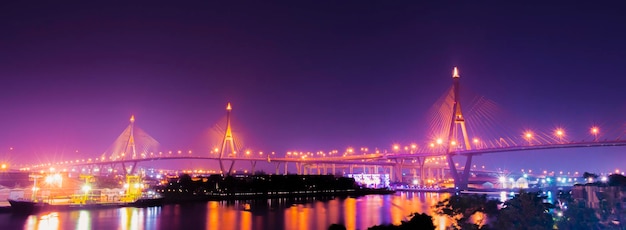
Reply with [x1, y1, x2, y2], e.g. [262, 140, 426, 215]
[328, 224, 346, 230]
[366, 212, 436, 230]
[556, 200, 600, 230]
[596, 188, 623, 228]
[583, 172, 599, 181]
[492, 191, 554, 230]
[399, 213, 436, 230]
[608, 174, 626, 187]
[435, 194, 499, 230]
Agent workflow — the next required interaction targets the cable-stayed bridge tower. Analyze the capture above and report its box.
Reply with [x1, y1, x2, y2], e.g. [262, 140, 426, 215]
[218, 103, 238, 175]
[100, 115, 160, 175]
[445, 67, 474, 190]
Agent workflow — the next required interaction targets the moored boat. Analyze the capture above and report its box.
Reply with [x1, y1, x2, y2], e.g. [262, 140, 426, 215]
[8, 174, 163, 213]
[7, 199, 49, 213]
[8, 195, 163, 213]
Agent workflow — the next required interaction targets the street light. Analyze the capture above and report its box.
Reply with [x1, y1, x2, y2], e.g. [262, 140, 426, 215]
[524, 131, 533, 145]
[555, 129, 564, 143]
[436, 138, 443, 145]
[472, 138, 480, 149]
[591, 126, 599, 142]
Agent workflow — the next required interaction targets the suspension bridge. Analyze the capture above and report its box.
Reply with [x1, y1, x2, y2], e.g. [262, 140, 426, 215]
[18, 67, 626, 190]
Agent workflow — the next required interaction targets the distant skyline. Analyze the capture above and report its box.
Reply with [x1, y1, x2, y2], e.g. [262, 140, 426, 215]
[1, 2, 625, 173]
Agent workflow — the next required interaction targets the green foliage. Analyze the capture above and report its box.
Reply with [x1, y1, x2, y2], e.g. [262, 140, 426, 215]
[608, 174, 626, 187]
[327, 224, 346, 230]
[556, 200, 600, 230]
[583, 172, 599, 180]
[596, 187, 625, 229]
[366, 212, 436, 230]
[435, 194, 499, 230]
[492, 191, 554, 230]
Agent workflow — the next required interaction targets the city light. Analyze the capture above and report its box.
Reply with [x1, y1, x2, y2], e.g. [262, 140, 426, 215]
[82, 184, 92, 193]
[554, 128, 565, 143]
[524, 131, 533, 145]
[591, 126, 599, 141]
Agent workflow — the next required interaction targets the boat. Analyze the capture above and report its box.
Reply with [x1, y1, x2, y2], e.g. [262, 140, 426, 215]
[7, 198, 49, 213]
[8, 198, 164, 213]
[8, 174, 163, 213]
[124, 193, 164, 207]
[8, 193, 163, 213]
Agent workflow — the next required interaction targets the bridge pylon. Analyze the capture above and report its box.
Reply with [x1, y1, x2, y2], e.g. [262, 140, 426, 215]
[121, 115, 139, 175]
[218, 103, 238, 176]
[445, 67, 473, 190]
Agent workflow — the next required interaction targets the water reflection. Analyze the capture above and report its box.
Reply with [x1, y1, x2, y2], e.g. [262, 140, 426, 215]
[76, 211, 90, 230]
[23, 212, 59, 230]
[8, 193, 457, 230]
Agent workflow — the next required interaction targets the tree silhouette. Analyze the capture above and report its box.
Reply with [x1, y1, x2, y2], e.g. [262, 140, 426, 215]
[556, 199, 600, 230]
[366, 212, 436, 230]
[435, 194, 499, 229]
[492, 191, 554, 230]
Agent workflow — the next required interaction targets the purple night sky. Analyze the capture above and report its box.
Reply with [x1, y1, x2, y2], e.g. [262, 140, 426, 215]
[1, 2, 625, 173]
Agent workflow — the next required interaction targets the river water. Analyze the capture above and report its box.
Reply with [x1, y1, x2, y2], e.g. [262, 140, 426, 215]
[0, 192, 452, 230]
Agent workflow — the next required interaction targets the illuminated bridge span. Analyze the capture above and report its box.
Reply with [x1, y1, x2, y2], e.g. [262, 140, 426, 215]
[24, 67, 626, 190]
[387, 140, 626, 158]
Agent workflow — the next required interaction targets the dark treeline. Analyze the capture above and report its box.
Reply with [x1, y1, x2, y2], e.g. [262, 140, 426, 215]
[157, 174, 363, 201]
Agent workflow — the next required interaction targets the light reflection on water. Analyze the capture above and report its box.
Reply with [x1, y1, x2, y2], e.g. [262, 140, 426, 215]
[5, 192, 455, 230]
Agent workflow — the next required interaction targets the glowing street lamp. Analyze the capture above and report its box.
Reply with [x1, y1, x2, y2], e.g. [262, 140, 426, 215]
[436, 138, 443, 145]
[555, 129, 564, 143]
[392, 145, 399, 152]
[523, 131, 533, 145]
[591, 126, 599, 142]
[472, 138, 480, 149]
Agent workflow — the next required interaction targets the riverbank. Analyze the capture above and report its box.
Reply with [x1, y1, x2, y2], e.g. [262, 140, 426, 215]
[158, 174, 395, 203]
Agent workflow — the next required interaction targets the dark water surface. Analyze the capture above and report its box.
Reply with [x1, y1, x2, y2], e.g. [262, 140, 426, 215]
[0, 192, 450, 230]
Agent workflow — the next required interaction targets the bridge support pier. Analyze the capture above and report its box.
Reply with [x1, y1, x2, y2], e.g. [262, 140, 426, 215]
[227, 160, 236, 175]
[419, 157, 425, 186]
[121, 162, 127, 175]
[393, 159, 403, 183]
[250, 161, 257, 174]
[446, 154, 473, 190]
[296, 163, 302, 175]
[129, 161, 138, 175]
[388, 166, 393, 183]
